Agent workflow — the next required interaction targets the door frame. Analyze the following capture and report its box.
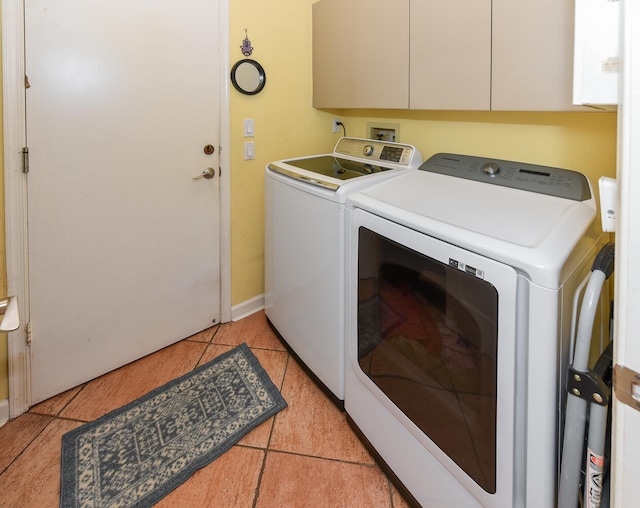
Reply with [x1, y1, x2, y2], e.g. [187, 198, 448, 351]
[1, 0, 232, 417]
[611, 0, 640, 504]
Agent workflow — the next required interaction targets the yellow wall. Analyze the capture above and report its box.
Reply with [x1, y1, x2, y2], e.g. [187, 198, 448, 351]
[229, 0, 338, 305]
[230, 106, 616, 305]
[228, 0, 617, 306]
[330, 109, 617, 192]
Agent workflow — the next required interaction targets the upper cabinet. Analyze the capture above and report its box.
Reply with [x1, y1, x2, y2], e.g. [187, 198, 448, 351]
[572, 0, 619, 108]
[312, 0, 409, 109]
[491, 0, 583, 111]
[313, 0, 589, 111]
[410, 0, 491, 110]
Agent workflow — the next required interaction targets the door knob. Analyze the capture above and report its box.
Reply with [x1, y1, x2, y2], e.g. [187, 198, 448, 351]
[193, 167, 215, 180]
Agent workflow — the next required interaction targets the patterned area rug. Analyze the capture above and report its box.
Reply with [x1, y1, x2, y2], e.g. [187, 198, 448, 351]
[60, 343, 287, 508]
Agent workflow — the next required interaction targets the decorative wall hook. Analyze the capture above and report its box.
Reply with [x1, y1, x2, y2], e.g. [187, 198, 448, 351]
[240, 29, 253, 56]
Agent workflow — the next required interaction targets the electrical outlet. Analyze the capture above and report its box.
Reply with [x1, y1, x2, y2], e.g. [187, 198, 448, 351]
[332, 118, 341, 134]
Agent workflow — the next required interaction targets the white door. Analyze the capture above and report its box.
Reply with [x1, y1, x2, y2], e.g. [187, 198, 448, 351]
[612, 1, 640, 505]
[25, 0, 221, 403]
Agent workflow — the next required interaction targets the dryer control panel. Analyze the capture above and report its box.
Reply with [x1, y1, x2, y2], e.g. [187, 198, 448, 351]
[421, 153, 592, 201]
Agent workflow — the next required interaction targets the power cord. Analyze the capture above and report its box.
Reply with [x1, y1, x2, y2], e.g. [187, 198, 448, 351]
[336, 121, 346, 137]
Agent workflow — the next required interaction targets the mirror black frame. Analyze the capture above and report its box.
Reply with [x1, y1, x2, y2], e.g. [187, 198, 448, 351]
[230, 59, 266, 95]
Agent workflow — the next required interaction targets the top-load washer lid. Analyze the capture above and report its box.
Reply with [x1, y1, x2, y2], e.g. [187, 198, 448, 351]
[267, 137, 422, 192]
[348, 153, 601, 288]
[283, 156, 395, 180]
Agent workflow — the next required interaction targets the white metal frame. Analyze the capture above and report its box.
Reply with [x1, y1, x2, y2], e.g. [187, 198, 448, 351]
[1, 0, 232, 417]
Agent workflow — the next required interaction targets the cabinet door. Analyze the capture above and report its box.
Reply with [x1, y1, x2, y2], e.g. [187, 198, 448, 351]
[313, 0, 355, 108]
[410, 0, 491, 110]
[312, 0, 409, 109]
[353, 0, 409, 109]
[492, 0, 586, 111]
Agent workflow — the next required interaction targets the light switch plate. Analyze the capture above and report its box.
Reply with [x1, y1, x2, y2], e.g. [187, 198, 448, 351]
[244, 119, 254, 137]
[244, 141, 255, 160]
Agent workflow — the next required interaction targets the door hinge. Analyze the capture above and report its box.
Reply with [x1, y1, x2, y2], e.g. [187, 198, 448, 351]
[22, 147, 29, 173]
[25, 321, 32, 346]
[613, 364, 640, 412]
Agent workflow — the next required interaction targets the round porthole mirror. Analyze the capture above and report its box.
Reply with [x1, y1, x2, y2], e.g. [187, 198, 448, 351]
[230, 59, 266, 95]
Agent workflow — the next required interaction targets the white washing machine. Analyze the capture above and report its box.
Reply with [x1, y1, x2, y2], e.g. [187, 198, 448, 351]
[264, 137, 422, 405]
[344, 153, 609, 507]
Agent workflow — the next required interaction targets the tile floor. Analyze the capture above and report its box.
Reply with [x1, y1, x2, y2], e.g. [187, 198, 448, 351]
[0, 311, 412, 507]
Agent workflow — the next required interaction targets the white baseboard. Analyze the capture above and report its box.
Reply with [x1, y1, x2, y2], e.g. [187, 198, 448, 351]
[0, 399, 9, 427]
[231, 294, 264, 322]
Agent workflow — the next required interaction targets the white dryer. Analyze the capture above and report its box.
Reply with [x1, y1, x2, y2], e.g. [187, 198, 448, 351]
[344, 153, 609, 507]
[264, 137, 422, 405]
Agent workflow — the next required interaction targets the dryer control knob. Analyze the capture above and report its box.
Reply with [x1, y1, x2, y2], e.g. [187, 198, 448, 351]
[481, 162, 501, 176]
[363, 145, 374, 156]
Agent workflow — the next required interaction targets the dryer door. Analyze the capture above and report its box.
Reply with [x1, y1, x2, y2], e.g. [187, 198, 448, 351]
[346, 207, 521, 508]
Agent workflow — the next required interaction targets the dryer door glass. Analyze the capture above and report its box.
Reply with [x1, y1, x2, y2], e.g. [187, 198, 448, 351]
[357, 227, 499, 493]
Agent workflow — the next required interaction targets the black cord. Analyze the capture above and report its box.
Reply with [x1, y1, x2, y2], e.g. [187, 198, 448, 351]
[336, 121, 346, 137]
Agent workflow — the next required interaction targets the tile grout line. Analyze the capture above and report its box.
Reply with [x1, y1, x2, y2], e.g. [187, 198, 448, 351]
[248, 341, 291, 507]
[249, 342, 289, 508]
[243, 445, 383, 469]
[0, 414, 56, 477]
[12, 379, 95, 478]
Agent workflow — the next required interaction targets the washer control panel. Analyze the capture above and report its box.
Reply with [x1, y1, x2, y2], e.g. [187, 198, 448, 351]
[334, 137, 420, 167]
[421, 153, 591, 201]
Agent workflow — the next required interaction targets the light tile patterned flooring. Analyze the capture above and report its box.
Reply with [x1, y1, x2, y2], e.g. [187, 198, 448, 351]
[0, 311, 411, 507]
